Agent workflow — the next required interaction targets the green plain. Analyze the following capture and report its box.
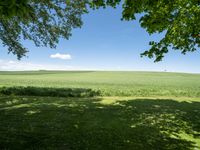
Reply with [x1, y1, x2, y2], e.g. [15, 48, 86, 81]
[0, 71, 200, 149]
[0, 71, 200, 97]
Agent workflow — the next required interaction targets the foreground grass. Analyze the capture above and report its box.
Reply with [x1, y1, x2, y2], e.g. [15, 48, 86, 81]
[0, 96, 200, 150]
[0, 71, 200, 97]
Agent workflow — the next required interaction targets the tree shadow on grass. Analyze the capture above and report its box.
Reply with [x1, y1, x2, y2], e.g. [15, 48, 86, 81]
[0, 96, 200, 150]
[0, 86, 101, 97]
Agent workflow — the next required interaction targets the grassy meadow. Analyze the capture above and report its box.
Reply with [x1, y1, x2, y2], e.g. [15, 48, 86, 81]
[1, 71, 200, 97]
[0, 71, 200, 149]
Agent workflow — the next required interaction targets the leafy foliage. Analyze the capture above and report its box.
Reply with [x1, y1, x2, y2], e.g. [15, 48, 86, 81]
[89, 0, 200, 61]
[0, 0, 87, 59]
[0, 0, 199, 61]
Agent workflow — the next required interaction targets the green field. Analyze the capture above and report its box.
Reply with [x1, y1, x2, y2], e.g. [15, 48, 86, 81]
[1, 71, 200, 97]
[0, 71, 200, 149]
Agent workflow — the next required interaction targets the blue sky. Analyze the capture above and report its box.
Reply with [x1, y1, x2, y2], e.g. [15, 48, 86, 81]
[0, 6, 200, 73]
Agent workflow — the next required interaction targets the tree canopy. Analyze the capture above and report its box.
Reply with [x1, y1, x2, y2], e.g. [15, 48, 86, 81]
[0, 0, 200, 61]
[90, 0, 200, 61]
[0, 0, 87, 59]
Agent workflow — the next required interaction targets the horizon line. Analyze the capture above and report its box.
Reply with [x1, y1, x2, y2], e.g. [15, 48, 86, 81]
[0, 70, 199, 74]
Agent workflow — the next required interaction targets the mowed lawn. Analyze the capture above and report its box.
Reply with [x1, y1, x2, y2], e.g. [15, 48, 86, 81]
[0, 71, 200, 149]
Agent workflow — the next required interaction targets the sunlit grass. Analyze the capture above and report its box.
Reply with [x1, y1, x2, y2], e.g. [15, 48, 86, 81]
[0, 71, 200, 97]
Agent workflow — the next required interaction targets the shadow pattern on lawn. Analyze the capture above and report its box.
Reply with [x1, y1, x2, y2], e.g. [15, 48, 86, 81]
[0, 86, 101, 97]
[0, 96, 200, 150]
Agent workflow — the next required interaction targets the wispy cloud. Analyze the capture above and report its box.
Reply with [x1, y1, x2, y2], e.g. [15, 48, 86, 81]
[0, 59, 119, 71]
[0, 59, 77, 71]
[50, 53, 71, 60]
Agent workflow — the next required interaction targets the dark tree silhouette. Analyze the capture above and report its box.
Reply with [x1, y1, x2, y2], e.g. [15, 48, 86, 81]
[0, 0, 199, 61]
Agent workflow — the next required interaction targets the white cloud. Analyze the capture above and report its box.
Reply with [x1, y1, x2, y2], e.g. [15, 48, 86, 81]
[0, 59, 79, 71]
[50, 53, 71, 60]
[0, 59, 198, 73]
